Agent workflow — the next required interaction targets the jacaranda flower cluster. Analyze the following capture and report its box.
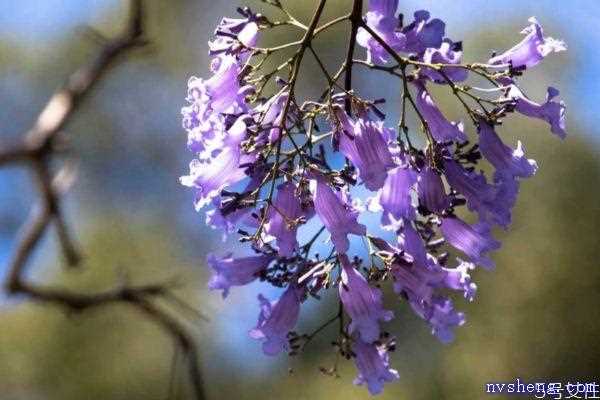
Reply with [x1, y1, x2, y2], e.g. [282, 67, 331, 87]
[180, 0, 566, 395]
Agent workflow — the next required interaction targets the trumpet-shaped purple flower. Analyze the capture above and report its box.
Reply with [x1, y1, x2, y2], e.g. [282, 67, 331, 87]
[478, 120, 537, 178]
[255, 90, 289, 144]
[209, 12, 259, 56]
[352, 337, 399, 395]
[310, 177, 366, 253]
[265, 182, 311, 257]
[339, 255, 393, 343]
[188, 55, 247, 115]
[336, 108, 395, 191]
[250, 285, 303, 356]
[442, 260, 477, 302]
[356, 0, 405, 64]
[368, 166, 417, 229]
[413, 81, 467, 143]
[402, 10, 445, 54]
[506, 85, 567, 139]
[443, 158, 495, 214]
[421, 40, 468, 83]
[412, 296, 465, 343]
[417, 166, 450, 213]
[489, 17, 566, 69]
[207, 253, 274, 297]
[398, 223, 427, 266]
[180, 118, 255, 210]
[440, 216, 500, 269]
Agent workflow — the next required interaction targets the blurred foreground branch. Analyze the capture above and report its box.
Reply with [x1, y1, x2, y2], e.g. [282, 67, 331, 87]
[0, 1, 206, 399]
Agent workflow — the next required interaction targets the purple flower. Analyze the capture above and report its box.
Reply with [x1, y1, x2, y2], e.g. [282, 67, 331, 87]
[265, 182, 311, 257]
[180, 117, 255, 210]
[310, 177, 366, 253]
[391, 258, 442, 303]
[209, 14, 259, 56]
[443, 158, 495, 214]
[255, 90, 289, 144]
[356, 0, 405, 64]
[398, 223, 428, 266]
[489, 17, 566, 69]
[352, 337, 399, 395]
[250, 285, 303, 356]
[369, 166, 417, 229]
[336, 110, 395, 191]
[417, 166, 450, 213]
[188, 55, 247, 115]
[339, 255, 393, 343]
[421, 40, 468, 83]
[442, 260, 477, 301]
[411, 296, 465, 343]
[401, 10, 445, 54]
[478, 120, 537, 178]
[440, 216, 500, 269]
[413, 81, 467, 143]
[506, 85, 567, 139]
[207, 253, 274, 297]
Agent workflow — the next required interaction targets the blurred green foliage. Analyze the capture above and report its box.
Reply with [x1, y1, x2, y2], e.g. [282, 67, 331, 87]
[0, 1, 599, 399]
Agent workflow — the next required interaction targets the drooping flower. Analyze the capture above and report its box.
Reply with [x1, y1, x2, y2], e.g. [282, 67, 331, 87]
[478, 120, 537, 178]
[250, 285, 303, 356]
[440, 216, 500, 269]
[335, 108, 395, 191]
[180, 117, 255, 210]
[356, 0, 406, 64]
[188, 55, 248, 115]
[352, 337, 399, 395]
[368, 166, 418, 229]
[254, 90, 290, 144]
[443, 158, 495, 215]
[339, 255, 393, 343]
[209, 11, 260, 56]
[417, 166, 450, 214]
[421, 40, 468, 83]
[264, 182, 311, 257]
[310, 177, 367, 253]
[411, 296, 465, 343]
[489, 17, 566, 69]
[506, 85, 567, 139]
[401, 10, 445, 54]
[207, 253, 274, 297]
[413, 81, 467, 143]
[442, 259, 477, 302]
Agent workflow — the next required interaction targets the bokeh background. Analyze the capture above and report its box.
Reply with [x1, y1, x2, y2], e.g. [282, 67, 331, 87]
[1, 1, 599, 399]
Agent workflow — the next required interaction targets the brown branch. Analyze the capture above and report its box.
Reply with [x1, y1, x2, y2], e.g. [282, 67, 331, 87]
[344, 0, 363, 113]
[0, 1, 206, 399]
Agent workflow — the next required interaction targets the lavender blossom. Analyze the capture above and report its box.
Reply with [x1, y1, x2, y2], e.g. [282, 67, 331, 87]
[250, 285, 303, 356]
[421, 40, 468, 83]
[310, 177, 366, 253]
[180, 3, 567, 393]
[478, 120, 538, 178]
[506, 85, 567, 139]
[207, 253, 274, 297]
[352, 337, 400, 395]
[339, 255, 393, 343]
[401, 10, 445, 54]
[180, 117, 255, 210]
[368, 166, 417, 229]
[489, 17, 566, 69]
[417, 166, 450, 214]
[356, 0, 405, 64]
[264, 182, 311, 257]
[413, 81, 467, 143]
[336, 109, 395, 191]
[440, 216, 500, 269]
